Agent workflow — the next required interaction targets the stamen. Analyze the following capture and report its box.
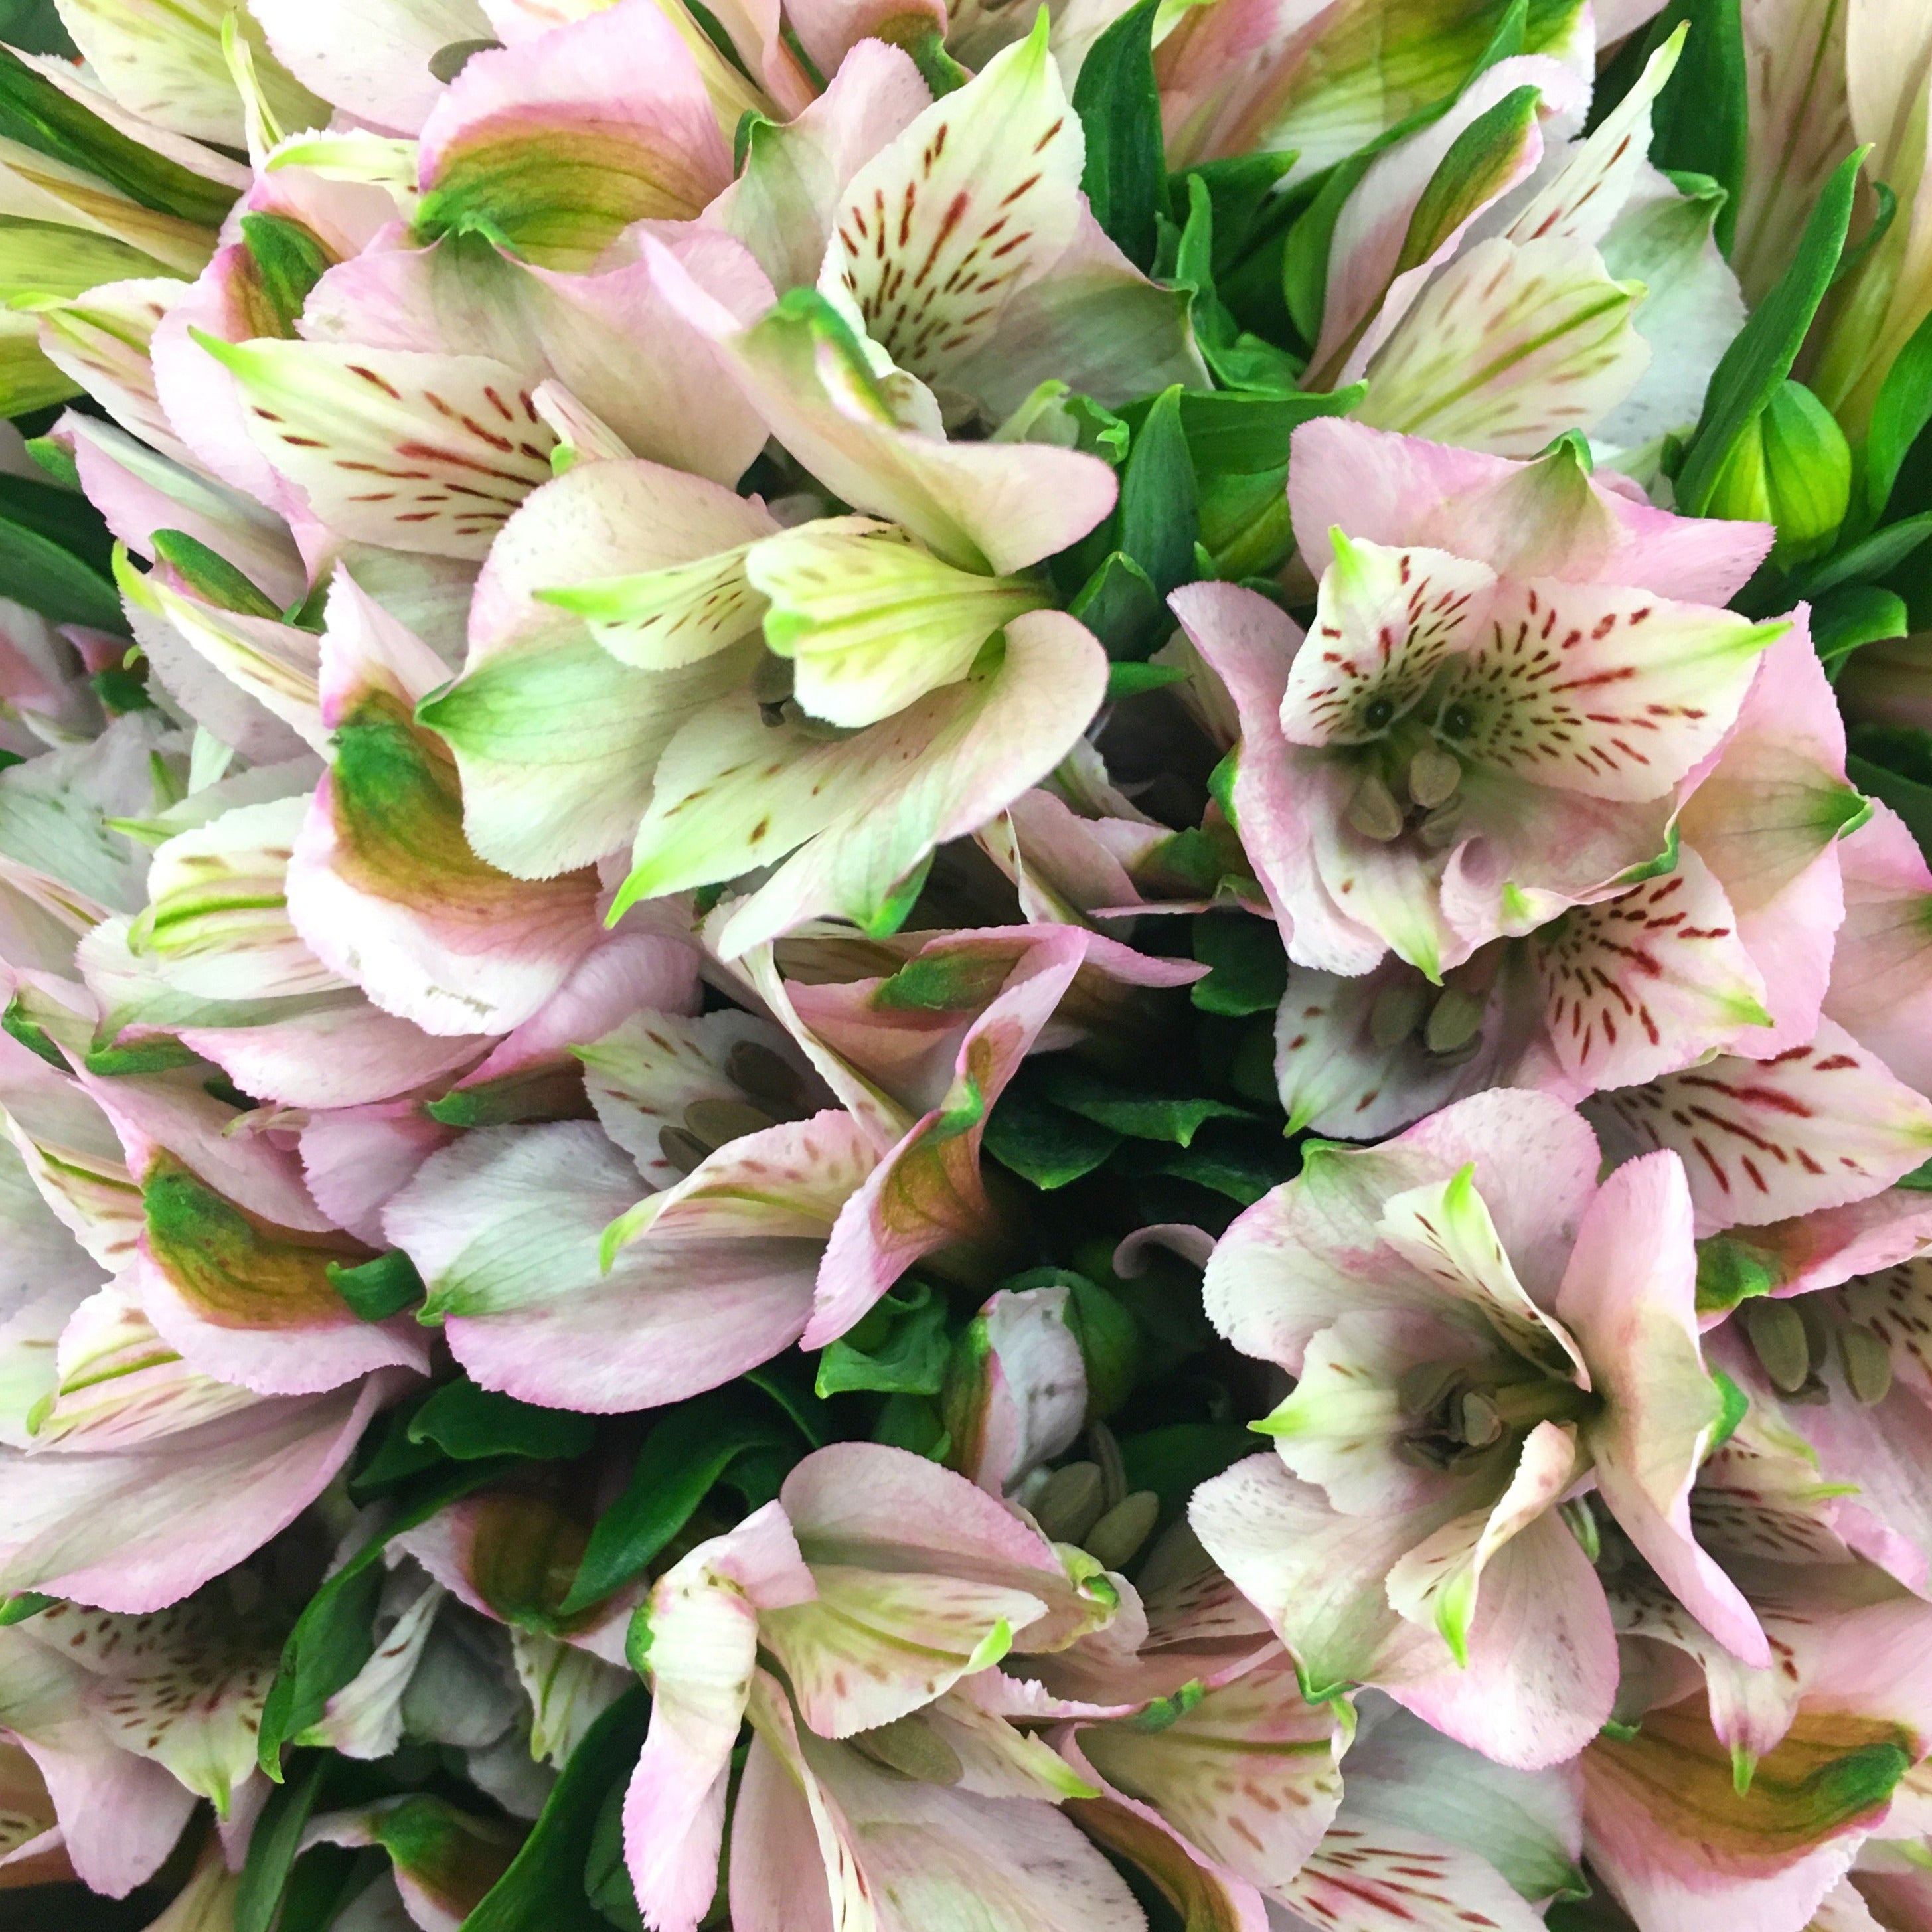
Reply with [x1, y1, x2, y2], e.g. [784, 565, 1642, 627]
[1423, 988, 1483, 1056]
[1369, 977, 1431, 1050]
[1839, 1322, 1893, 1406]
[1034, 1461, 1105, 1542]
[1408, 746, 1462, 810]
[1744, 1299, 1810, 1394]
[1346, 771, 1404, 842]
[683, 1099, 777, 1147]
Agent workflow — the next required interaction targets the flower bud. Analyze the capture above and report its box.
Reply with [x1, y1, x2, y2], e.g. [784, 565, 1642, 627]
[1706, 380, 1852, 562]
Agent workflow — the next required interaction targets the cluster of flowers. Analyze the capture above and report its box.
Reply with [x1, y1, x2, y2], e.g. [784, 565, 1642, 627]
[3, 0, 1932, 1927]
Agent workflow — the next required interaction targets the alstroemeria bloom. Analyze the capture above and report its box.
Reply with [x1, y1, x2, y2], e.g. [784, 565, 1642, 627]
[1175, 420, 1781, 979]
[1586, 1465, 1932, 1932]
[1192, 1087, 1766, 1770]
[1283, 30, 1739, 465]
[709, 20, 1204, 430]
[624, 1442, 1121, 1932]
[1273, 613, 1867, 1136]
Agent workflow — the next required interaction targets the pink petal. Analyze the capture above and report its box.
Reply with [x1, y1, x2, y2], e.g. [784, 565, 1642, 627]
[1288, 416, 1773, 602]
[1558, 1150, 1769, 1664]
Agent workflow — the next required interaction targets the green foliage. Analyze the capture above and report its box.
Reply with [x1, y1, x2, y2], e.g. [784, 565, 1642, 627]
[1073, 0, 1166, 272]
[562, 1386, 802, 1613]
[816, 1279, 952, 1398]
[1675, 148, 1862, 517]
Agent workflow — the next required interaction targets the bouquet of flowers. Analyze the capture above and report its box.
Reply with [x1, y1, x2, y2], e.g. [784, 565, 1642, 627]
[2, 0, 1931, 1925]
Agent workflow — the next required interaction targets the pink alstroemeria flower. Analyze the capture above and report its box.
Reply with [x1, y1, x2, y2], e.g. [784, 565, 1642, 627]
[1174, 420, 1783, 983]
[1192, 1087, 1766, 1771]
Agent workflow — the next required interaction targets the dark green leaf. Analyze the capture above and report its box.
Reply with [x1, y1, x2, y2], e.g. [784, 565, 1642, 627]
[1118, 386, 1200, 600]
[1069, 549, 1167, 660]
[327, 1249, 426, 1321]
[983, 1083, 1123, 1188]
[1189, 912, 1286, 1016]
[1172, 384, 1366, 477]
[237, 1753, 330, 1932]
[1800, 511, 1932, 599]
[1034, 1063, 1251, 1146]
[1072, 0, 1165, 272]
[584, 1784, 643, 1931]
[408, 1380, 596, 1463]
[1116, 1138, 1293, 1207]
[0, 513, 120, 627]
[816, 1279, 952, 1398]
[1119, 1422, 1255, 1538]
[0, 468, 114, 575]
[1866, 305, 1932, 523]
[151, 528, 282, 618]
[89, 665, 153, 714]
[563, 1389, 799, 1613]
[1107, 661, 1188, 699]
[1637, 1, 1747, 254]
[743, 1354, 833, 1445]
[1815, 584, 1909, 671]
[464, 1689, 652, 1932]
[1675, 147, 1862, 515]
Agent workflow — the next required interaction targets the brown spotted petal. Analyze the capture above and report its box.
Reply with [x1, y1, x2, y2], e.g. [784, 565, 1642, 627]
[1587, 1021, 1932, 1237]
[191, 333, 556, 560]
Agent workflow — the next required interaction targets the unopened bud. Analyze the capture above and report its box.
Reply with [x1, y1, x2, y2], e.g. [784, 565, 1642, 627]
[1706, 380, 1850, 562]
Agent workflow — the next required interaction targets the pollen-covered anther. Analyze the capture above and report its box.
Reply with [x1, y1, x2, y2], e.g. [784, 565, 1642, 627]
[1744, 1298, 1810, 1395]
[1346, 771, 1405, 842]
[1369, 977, 1431, 1050]
[1838, 1321, 1893, 1406]
[1423, 988, 1483, 1058]
[1407, 746, 1462, 809]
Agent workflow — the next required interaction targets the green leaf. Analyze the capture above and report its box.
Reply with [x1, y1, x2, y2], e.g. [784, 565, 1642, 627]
[258, 1461, 513, 1775]
[815, 1279, 952, 1399]
[1799, 512, 1932, 601]
[1119, 1422, 1255, 1540]
[1072, 0, 1165, 273]
[1118, 386, 1200, 601]
[1190, 912, 1286, 1016]
[562, 1388, 800, 1613]
[1034, 1063, 1251, 1146]
[151, 527, 283, 619]
[1675, 147, 1862, 515]
[983, 1083, 1123, 1188]
[326, 1249, 426, 1321]
[1865, 306, 1932, 523]
[1815, 584, 1909, 672]
[1069, 549, 1167, 661]
[1107, 661, 1188, 699]
[0, 511, 120, 628]
[584, 1784, 643, 1931]
[0, 468, 114, 576]
[744, 1354, 833, 1446]
[0, 1591, 53, 1625]
[0, 44, 234, 227]
[236, 1753, 331, 1932]
[463, 1688, 652, 1932]
[1114, 1129, 1296, 1207]
[1631, 0, 1747, 254]
[408, 1380, 596, 1463]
